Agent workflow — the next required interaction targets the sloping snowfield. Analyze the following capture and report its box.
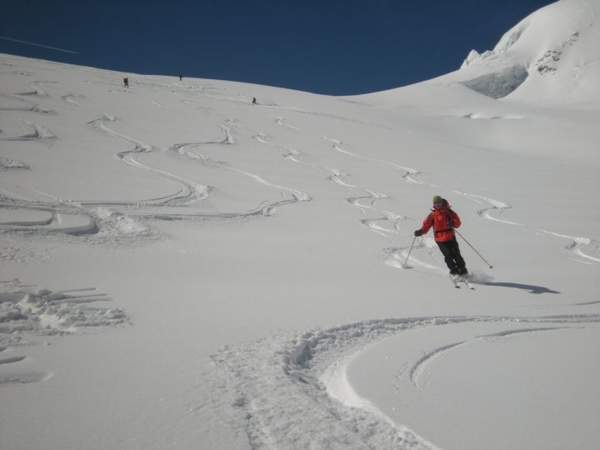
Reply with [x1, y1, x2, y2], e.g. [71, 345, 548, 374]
[1, 2, 599, 449]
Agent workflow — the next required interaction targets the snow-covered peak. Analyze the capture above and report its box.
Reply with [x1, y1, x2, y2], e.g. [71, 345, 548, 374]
[457, 0, 600, 103]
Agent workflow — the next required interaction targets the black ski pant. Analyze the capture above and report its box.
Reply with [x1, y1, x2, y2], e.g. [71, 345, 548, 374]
[437, 238, 467, 275]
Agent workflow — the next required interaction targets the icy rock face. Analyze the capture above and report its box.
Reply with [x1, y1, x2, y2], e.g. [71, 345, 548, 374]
[462, 65, 529, 99]
[534, 31, 580, 74]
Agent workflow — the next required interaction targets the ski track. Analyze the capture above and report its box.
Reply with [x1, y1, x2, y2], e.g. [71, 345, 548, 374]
[88, 115, 210, 208]
[460, 112, 524, 120]
[360, 218, 399, 238]
[166, 128, 312, 220]
[257, 132, 419, 261]
[247, 128, 413, 243]
[251, 131, 406, 239]
[0, 197, 100, 237]
[454, 191, 599, 265]
[0, 93, 55, 115]
[8, 114, 275, 228]
[347, 189, 389, 213]
[281, 147, 305, 165]
[409, 326, 567, 389]
[208, 314, 600, 449]
[574, 300, 600, 306]
[327, 169, 357, 188]
[60, 93, 84, 106]
[0, 283, 129, 386]
[249, 128, 312, 170]
[274, 116, 300, 131]
[16, 88, 49, 97]
[0, 286, 127, 336]
[324, 136, 422, 185]
[262, 105, 393, 130]
[0, 355, 27, 365]
[0, 187, 161, 243]
[333, 173, 409, 241]
[541, 230, 600, 264]
[0, 372, 54, 386]
[384, 240, 443, 272]
[0, 157, 30, 170]
[253, 130, 413, 243]
[455, 190, 522, 226]
[1, 122, 57, 141]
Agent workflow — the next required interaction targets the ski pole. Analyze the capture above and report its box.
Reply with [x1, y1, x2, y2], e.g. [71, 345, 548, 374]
[403, 236, 417, 268]
[455, 230, 493, 269]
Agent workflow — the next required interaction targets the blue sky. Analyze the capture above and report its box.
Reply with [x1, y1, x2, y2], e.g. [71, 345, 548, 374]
[1, 0, 554, 95]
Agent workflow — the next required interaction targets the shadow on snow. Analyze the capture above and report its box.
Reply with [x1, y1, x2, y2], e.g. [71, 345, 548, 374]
[482, 281, 560, 295]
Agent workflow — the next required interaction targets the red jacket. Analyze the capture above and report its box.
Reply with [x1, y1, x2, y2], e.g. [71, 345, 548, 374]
[420, 206, 461, 242]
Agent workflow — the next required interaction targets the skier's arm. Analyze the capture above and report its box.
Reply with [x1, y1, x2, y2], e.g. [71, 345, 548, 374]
[415, 213, 433, 236]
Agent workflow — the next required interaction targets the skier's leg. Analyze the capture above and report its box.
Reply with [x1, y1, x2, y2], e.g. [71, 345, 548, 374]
[448, 239, 467, 275]
[437, 241, 459, 274]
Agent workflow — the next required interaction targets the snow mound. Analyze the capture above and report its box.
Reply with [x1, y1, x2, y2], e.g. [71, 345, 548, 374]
[457, 0, 600, 103]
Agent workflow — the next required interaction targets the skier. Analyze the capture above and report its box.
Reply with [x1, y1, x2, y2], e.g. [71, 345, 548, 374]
[414, 196, 468, 277]
[252, 97, 257, 105]
[179, 74, 183, 81]
[123, 77, 129, 88]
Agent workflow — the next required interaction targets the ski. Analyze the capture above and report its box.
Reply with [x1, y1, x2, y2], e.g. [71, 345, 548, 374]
[458, 275, 475, 290]
[450, 274, 460, 288]
[450, 274, 475, 290]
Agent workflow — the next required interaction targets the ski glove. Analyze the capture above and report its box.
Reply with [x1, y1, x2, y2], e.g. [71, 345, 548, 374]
[414, 229, 423, 237]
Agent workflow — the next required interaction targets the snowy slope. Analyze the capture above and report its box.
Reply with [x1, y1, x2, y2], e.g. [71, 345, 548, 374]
[1, 2, 600, 449]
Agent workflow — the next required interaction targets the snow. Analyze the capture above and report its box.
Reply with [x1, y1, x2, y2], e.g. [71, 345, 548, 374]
[454, 0, 600, 103]
[1, 1, 599, 448]
[346, 321, 600, 450]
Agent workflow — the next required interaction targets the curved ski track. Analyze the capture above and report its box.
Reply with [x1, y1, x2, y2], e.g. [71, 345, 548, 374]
[253, 130, 408, 241]
[208, 313, 600, 449]
[166, 131, 311, 221]
[408, 326, 568, 389]
[0, 113, 312, 239]
[454, 191, 522, 226]
[324, 136, 422, 185]
[87, 115, 210, 208]
[98, 116, 311, 221]
[0, 195, 100, 237]
[455, 191, 600, 266]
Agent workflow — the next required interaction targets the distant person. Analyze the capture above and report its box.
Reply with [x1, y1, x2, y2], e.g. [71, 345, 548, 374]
[123, 77, 129, 88]
[179, 74, 183, 81]
[252, 97, 257, 105]
[414, 196, 468, 277]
